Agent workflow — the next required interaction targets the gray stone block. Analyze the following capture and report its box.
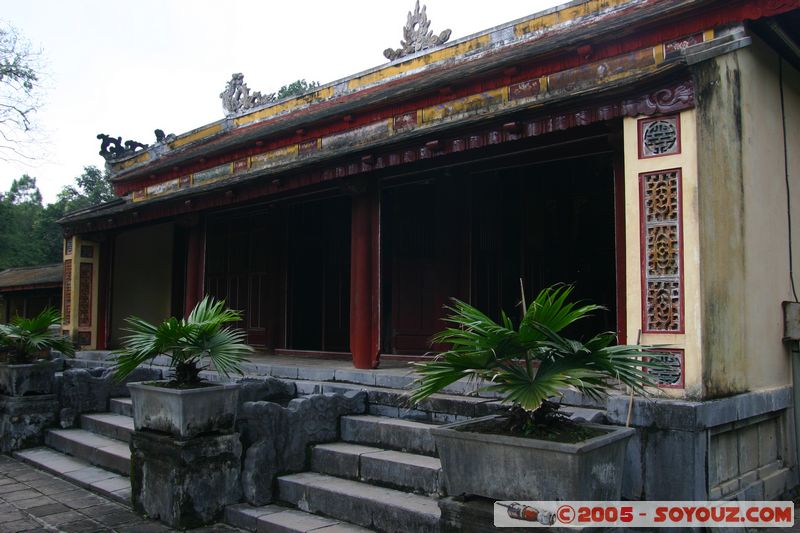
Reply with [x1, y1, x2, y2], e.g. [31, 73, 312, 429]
[334, 370, 376, 386]
[224, 503, 284, 531]
[239, 391, 367, 505]
[59, 366, 161, 415]
[340, 415, 437, 456]
[109, 398, 133, 417]
[643, 428, 707, 500]
[369, 404, 399, 418]
[256, 509, 340, 533]
[374, 373, 415, 390]
[360, 450, 443, 494]
[297, 367, 336, 381]
[80, 413, 134, 443]
[270, 366, 299, 379]
[44, 429, 130, 475]
[277, 472, 440, 533]
[237, 377, 296, 403]
[763, 468, 791, 499]
[311, 443, 370, 479]
[0, 395, 59, 453]
[130, 430, 242, 529]
[294, 381, 322, 396]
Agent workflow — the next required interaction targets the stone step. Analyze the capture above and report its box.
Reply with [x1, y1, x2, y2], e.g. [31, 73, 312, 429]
[225, 503, 374, 532]
[278, 472, 440, 533]
[290, 379, 505, 423]
[341, 415, 438, 456]
[45, 428, 130, 475]
[311, 442, 443, 495]
[14, 447, 131, 505]
[109, 397, 133, 417]
[80, 412, 135, 443]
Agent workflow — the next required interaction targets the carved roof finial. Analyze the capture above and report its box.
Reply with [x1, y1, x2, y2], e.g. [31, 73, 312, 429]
[97, 133, 148, 161]
[220, 73, 275, 116]
[384, 1, 452, 61]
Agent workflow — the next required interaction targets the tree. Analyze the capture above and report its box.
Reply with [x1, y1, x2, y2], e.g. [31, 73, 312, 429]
[276, 79, 320, 100]
[56, 166, 115, 213]
[0, 174, 47, 268]
[0, 167, 115, 269]
[0, 22, 43, 163]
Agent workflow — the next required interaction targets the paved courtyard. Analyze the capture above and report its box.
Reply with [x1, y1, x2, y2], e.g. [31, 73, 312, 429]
[0, 455, 240, 533]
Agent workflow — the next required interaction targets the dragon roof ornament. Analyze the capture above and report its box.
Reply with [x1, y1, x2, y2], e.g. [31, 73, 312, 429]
[220, 73, 275, 116]
[384, 1, 452, 61]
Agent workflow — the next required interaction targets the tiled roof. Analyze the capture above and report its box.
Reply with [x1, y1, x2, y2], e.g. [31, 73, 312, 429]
[0, 264, 63, 291]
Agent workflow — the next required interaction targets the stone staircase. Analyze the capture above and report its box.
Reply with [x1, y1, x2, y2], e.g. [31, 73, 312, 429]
[14, 398, 134, 504]
[10, 363, 605, 532]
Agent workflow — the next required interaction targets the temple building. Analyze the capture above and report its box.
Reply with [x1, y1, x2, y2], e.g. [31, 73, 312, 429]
[58, 0, 800, 500]
[0, 264, 62, 323]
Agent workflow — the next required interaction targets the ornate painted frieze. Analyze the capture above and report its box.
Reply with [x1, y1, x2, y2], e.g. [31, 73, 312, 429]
[641, 169, 683, 333]
[384, 1, 451, 61]
[638, 115, 680, 158]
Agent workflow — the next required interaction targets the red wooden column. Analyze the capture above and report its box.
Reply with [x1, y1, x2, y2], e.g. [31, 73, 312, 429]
[184, 223, 206, 316]
[349, 180, 380, 369]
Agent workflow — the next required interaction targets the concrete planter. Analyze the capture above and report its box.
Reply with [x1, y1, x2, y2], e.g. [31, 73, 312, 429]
[128, 381, 240, 439]
[0, 360, 59, 396]
[431, 415, 634, 501]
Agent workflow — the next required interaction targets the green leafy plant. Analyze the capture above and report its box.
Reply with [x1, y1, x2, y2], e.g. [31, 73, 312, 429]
[411, 285, 665, 434]
[0, 308, 75, 364]
[113, 296, 253, 386]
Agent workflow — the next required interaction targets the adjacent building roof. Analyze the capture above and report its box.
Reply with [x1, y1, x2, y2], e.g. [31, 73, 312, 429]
[0, 264, 64, 292]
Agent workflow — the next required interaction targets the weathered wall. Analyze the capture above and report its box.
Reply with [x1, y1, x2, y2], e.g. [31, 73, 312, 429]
[739, 38, 800, 391]
[694, 37, 800, 397]
[110, 223, 174, 346]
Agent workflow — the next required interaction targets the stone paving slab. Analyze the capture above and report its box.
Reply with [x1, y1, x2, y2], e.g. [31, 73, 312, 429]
[0, 454, 243, 532]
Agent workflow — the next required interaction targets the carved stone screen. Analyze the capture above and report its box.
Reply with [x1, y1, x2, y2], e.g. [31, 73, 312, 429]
[640, 169, 683, 332]
[638, 115, 680, 158]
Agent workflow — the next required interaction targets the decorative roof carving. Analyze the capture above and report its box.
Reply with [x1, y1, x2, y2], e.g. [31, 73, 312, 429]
[220, 73, 275, 116]
[154, 129, 176, 144]
[384, 1, 451, 61]
[96, 134, 148, 161]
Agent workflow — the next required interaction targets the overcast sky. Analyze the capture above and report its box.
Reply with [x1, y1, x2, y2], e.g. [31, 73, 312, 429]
[2, 1, 562, 203]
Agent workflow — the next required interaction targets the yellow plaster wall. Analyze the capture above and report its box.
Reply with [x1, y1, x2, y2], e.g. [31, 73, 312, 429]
[109, 223, 174, 346]
[623, 109, 702, 398]
[738, 38, 800, 390]
[691, 37, 800, 398]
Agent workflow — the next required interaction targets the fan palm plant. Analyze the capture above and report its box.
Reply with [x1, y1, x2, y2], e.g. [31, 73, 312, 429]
[113, 296, 253, 386]
[0, 308, 75, 364]
[411, 285, 664, 431]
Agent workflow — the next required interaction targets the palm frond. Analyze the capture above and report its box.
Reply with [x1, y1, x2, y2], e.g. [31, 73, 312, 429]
[412, 284, 662, 413]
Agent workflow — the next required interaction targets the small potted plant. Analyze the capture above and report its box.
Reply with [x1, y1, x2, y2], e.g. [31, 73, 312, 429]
[0, 308, 75, 396]
[113, 296, 253, 438]
[411, 285, 664, 501]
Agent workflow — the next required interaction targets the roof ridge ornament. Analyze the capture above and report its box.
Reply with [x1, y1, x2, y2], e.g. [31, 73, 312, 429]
[220, 73, 275, 116]
[96, 134, 148, 161]
[384, 1, 452, 62]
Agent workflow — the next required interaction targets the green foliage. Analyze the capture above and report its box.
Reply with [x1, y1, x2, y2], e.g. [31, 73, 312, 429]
[0, 166, 115, 269]
[113, 296, 253, 386]
[0, 307, 75, 363]
[276, 79, 320, 100]
[411, 284, 665, 412]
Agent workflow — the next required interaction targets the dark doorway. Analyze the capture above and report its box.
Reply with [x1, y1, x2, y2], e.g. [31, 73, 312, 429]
[471, 153, 617, 339]
[285, 198, 351, 352]
[381, 152, 617, 354]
